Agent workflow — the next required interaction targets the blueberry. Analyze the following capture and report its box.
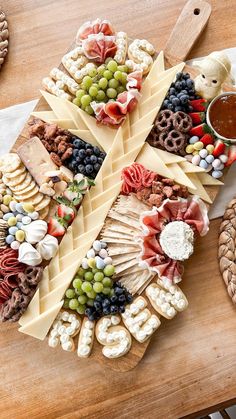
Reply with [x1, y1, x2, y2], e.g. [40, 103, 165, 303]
[126, 294, 133, 303]
[78, 149, 86, 159]
[114, 287, 123, 295]
[184, 73, 190, 79]
[175, 106, 183, 112]
[186, 78, 194, 88]
[169, 95, 175, 101]
[171, 97, 180, 106]
[110, 305, 118, 314]
[102, 298, 111, 308]
[169, 87, 176, 95]
[167, 103, 174, 111]
[71, 161, 77, 170]
[72, 149, 79, 157]
[94, 163, 101, 173]
[85, 307, 94, 317]
[93, 146, 101, 156]
[76, 156, 82, 163]
[180, 95, 189, 104]
[100, 152, 106, 159]
[163, 99, 169, 107]
[97, 157, 103, 165]
[188, 89, 195, 96]
[110, 295, 118, 303]
[84, 156, 91, 165]
[85, 143, 93, 150]
[94, 302, 102, 312]
[118, 294, 126, 303]
[95, 294, 103, 303]
[73, 139, 84, 148]
[175, 81, 182, 91]
[86, 148, 93, 156]
[188, 105, 193, 112]
[119, 305, 126, 313]
[176, 72, 183, 80]
[85, 164, 93, 175]
[90, 155, 97, 164]
[78, 164, 85, 174]
[103, 307, 111, 315]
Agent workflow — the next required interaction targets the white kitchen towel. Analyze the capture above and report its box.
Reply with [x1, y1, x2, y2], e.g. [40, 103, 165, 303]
[0, 48, 235, 219]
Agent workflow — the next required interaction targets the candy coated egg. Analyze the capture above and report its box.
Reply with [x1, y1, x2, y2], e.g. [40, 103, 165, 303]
[205, 155, 214, 164]
[212, 170, 223, 178]
[189, 136, 199, 144]
[11, 240, 20, 250]
[99, 249, 108, 259]
[193, 141, 204, 151]
[219, 154, 228, 164]
[93, 240, 102, 252]
[199, 160, 208, 170]
[87, 248, 95, 259]
[199, 149, 208, 158]
[212, 159, 221, 169]
[192, 155, 201, 166]
[22, 216, 31, 225]
[206, 144, 214, 154]
[186, 144, 194, 154]
[6, 234, 15, 244]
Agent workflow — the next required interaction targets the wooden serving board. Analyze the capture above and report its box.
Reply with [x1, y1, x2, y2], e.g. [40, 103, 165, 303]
[9, 0, 233, 372]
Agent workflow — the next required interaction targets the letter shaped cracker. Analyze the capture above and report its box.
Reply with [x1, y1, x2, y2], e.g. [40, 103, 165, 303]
[96, 314, 132, 358]
[146, 282, 188, 319]
[126, 39, 155, 75]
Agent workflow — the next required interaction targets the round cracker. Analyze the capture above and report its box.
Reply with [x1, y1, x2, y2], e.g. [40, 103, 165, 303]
[3, 171, 27, 187]
[35, 195, 51, 211]
[0, 153, 21, 173]
[13, 180, 37, 196]
[22, 192, 44, 206]
[4, 164, 26, 179]
[8, 173, 32, 192]
[14, 185, 39, 201]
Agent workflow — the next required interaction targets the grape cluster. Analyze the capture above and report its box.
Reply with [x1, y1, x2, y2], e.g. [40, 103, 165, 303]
[161, 72, 199, 113]
[67, 137, 106, 179]
[73, 59, 129, 115]
[85, 283, 133, 321]
[64, 240, 132, 321]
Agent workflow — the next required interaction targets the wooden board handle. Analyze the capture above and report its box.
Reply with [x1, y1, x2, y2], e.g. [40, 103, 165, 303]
[164, 0, 211, 67]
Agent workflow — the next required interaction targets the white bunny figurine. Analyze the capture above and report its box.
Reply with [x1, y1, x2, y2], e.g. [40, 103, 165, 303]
[192, 51, 234, 101]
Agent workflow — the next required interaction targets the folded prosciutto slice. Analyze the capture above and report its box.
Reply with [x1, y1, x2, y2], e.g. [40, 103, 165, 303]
[121, 163, 157, 194]
[139, 196, 209, 284]
[77, 18, 115, 41]
[82, 33, 117, 63]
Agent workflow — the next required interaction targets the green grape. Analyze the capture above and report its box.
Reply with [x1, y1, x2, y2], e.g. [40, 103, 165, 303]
[121, 73, 127, 86]
[93, 282, 104, 293]
[73, 278, 82, 289]
[73, 97, 81, 106]
[103, 70, 113, 80]
[69, 298, 79, 310]
[78, 295, 88, 305]
[84, 271, 94, 282]
[81, 95, 92, 107]
[96, 90, 106, 101]
[76, 89, 86, 99]
[107, 88, 117, 99]
[107, 60, 118, 73]
[85, 105, 94, 115]
[98, 77, 108, 89]
[77, 267, 86, 277]
[108, 78, 119, 89]
[75, 288, 85, 296]
[81, 281, 93, 293]
[104, 264, 115, 277]
[117, 65, 129, 73]
[77, 304, 86, 315]
[89, 86, 98, 97]
[83, 75, 93, 89]
[102, 277, 112, 287]
[92, 267, 100, 274]
[117, 85, 126, 94]
[103, 287, 111, 295]
[63, 299, 70, 309]
[88, 68, 97, 77]
[94, 272, 104, 282]
[66, 288, 75, 299]
[87, 290, 96, 299]
[87, 298, 94, 307]
[97, 64, 106, 74]
[114, 71, 123, 81]
[105, 57, 113, 64]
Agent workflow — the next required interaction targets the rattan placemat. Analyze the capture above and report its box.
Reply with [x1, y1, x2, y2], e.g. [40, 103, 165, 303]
[0, 11, 8, 69]
[219, 198, 236, 303]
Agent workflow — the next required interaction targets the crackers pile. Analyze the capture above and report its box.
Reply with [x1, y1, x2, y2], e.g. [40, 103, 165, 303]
[0, 154, 51, 219]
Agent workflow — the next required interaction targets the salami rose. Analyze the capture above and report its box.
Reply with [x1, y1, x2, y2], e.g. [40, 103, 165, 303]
[77, 18, 114, 41]
[82, 33, 117, 63]
[121, 163, 157, 194]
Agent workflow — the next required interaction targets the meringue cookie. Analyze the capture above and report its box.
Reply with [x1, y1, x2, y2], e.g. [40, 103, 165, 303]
[18, 242, 42, 266]
[36, 234, 58, 260]
[22, 219, 47, 244]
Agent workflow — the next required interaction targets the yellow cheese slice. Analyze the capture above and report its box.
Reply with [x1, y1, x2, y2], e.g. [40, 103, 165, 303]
[40, 90, 73, 120]
[112, 144, 144, 172]
[153, 147, 186, 164]
[198, 172, 224, 185]
[145, 50, 165, 85]
[31, 111, 57, 122]
[18, 301, 64, 341]
[124, 126, 153, 154]
[91, 182, 122, 210]
[168, 162, 197, 190]
[187, 173, 212, 203]
[137, 143, 173, 178]
[73, 223, 104, 249]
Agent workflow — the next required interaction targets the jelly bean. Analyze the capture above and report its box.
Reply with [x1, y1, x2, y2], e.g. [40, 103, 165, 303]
[193, 141, 204, 151]
[199, 159, 208, 170]
[185, 145, 194, 154]
[212, 159, 221, 169]
[199, 149, 208, 159]
[10, 240, 20, 250]
[212, 170, 223, 179]
[205, 155, 214, 164]
[8, 226, 18, 235]
[206, 144, 214, 154]
[93, 240, 102, 252]
[6, 234, 15, 244]
[219, 154, 228, 164]
[22, 216, 31, 225]
[15, 230, 25, 242]
[192, 155, 201, 166]
[87, 249, 96, 259]
[189, 136, 199, 144]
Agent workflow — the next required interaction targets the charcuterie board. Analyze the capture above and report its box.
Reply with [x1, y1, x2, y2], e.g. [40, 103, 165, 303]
[1, 0, 235, 372]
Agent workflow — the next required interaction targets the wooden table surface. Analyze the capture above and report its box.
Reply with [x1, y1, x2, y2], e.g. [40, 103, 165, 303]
[1, 1, 236, 418]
